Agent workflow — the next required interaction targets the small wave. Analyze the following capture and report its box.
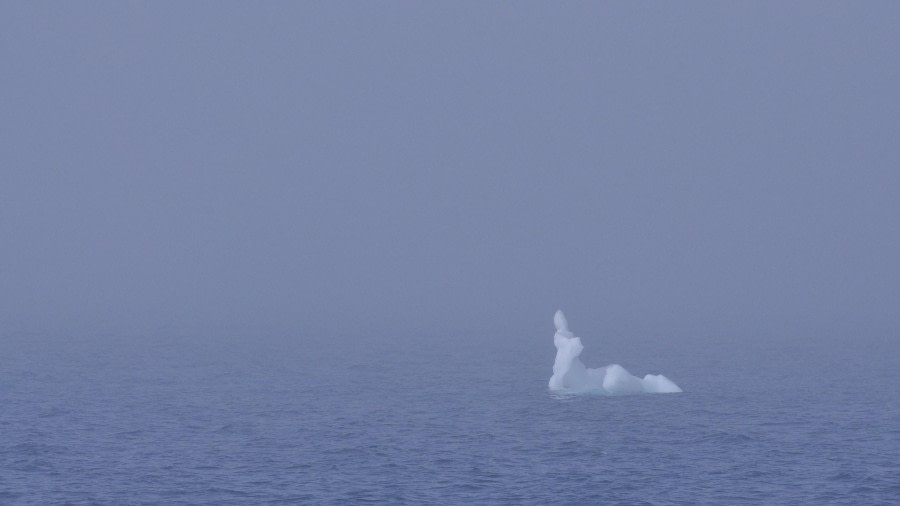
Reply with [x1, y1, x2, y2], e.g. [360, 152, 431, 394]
[689, 431, 755, 444]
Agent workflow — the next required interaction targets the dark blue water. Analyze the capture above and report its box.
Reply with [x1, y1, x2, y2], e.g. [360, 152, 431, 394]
[2, 328, 898, 504]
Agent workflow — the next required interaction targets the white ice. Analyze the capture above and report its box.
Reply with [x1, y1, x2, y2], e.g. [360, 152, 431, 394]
[549, 310, 682, 394]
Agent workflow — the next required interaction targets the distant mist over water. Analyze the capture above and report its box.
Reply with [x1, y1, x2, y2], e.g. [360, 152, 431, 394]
[2, 1, 899, 503]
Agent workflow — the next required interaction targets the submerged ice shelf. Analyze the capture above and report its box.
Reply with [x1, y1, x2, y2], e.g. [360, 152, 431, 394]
[549, 310, 682, 394]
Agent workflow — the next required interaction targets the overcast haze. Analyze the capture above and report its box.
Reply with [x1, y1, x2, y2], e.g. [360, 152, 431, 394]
[2, 2, 899, 342]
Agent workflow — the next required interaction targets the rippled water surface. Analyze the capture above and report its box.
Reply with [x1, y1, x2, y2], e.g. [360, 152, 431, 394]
[2, 329, 898, 504]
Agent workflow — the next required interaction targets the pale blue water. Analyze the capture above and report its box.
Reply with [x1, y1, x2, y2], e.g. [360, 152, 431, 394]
[2, 329, 898, 504]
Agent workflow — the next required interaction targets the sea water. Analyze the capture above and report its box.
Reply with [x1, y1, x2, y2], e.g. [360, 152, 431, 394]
[1, 325, 898, 504]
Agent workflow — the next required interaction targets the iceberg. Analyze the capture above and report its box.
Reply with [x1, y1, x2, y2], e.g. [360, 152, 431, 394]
[549, 310, 682, 394]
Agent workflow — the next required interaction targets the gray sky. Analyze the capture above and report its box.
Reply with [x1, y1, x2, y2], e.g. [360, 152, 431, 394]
[2, 2, 898, 341]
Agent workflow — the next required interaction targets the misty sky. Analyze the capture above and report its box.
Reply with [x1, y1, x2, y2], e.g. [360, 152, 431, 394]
[2, 2, 898, 341]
